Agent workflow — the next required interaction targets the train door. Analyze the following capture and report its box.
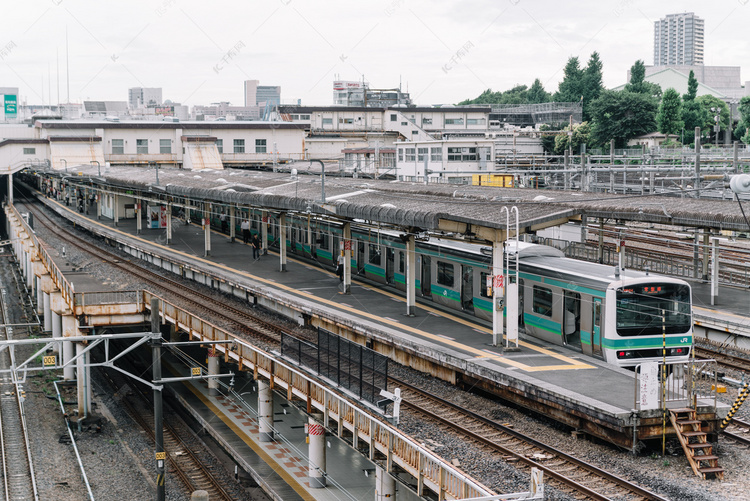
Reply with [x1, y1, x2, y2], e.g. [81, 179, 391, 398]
[357, 241, 366, 273]
[518, 278, 525, 328]
[421, 256, 431, 297]
[592, 298, 603, 358]
[290, 225, 298, 254]
[386, 247, 395, 284]
[461, 265, 474, 312]
[563, 291, 581, 349]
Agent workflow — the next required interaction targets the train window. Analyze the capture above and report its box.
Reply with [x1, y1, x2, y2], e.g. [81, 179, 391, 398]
[532, 286, 553, 317]
[318, 233, 329, 250]
[480, 272, 492, 298]
[437, 261, 454, 287]
[615, 283, 691, 336]
[399, 252, 404, 273]
[369, 244, 382, 265]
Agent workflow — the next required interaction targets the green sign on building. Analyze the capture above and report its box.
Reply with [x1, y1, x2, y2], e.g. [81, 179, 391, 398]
[4, 95, 17, 116]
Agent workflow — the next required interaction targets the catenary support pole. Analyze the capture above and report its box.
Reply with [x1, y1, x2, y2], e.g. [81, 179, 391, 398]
[405, 234, 416, 316]
[151, 297, 165, 501]
[258, 379, 273, 442]
[343, 222, 351, 294]
[711, 237, 719, 306]
[308, 415, 326, 488]
[279, 212, 287, 272]
[375, 465, 396, 500]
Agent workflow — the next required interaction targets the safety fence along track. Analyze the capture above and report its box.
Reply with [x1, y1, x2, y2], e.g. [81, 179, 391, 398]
[0, 284, 38, 501]
[393, 377, 668, 501]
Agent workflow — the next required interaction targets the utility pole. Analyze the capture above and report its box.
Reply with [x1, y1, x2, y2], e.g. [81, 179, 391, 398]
[151, 298, 165, 501]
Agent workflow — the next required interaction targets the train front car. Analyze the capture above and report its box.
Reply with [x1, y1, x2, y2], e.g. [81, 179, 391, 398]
[605, 276, 693, 367]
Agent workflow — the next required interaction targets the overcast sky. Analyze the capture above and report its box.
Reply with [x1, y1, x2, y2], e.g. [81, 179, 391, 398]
[3, 0, 748, 107]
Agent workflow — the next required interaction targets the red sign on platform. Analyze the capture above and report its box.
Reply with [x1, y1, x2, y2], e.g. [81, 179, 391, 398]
[493, 275, 504, 289]
[343, 240, 352, 251]
[262, 216, 268, 223]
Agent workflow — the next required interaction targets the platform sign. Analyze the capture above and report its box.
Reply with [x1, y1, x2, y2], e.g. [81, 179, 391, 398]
[191, 367, 201, 376]
[639, 362, 660, 410]
[43, 355, 56, 366]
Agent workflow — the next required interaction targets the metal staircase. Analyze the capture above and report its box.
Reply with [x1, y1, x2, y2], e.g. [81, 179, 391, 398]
[669, 408, 724, 480]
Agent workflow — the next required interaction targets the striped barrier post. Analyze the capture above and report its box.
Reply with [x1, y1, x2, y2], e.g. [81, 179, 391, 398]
[721, 381, 750, 430]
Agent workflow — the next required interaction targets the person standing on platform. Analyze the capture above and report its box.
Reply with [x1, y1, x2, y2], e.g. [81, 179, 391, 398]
[336, 251, 345, 282]
[241, 219, 250, 244]
[220, 212, 228, 234]
[252, 234, 260, 260]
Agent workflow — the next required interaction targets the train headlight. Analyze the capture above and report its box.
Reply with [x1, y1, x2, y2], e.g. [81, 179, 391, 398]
[617, 350, 635, 359]
[669, 347, 685, 356]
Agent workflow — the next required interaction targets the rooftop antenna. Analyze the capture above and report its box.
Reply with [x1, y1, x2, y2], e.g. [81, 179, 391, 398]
[56, 48, 60, 106]
[48, 61, 52, 108]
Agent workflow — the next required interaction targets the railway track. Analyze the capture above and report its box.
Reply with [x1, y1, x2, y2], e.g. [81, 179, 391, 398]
[20, 199, 298, 347]
[694, 345, 750, 373]
[393, 377, 668, 501]
[722, 418, 750, 447]
[0, 278, 38, 499]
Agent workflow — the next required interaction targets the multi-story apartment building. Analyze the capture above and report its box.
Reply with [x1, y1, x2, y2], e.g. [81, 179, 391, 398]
[654, 13, 704, 66]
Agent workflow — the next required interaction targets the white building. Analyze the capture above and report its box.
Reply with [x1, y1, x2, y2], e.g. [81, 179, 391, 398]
[0, 120, 306, 172]
[128, 87, 163, 109]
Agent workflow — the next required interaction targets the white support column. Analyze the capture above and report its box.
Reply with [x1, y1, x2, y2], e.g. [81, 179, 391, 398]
[257, 380, 274, 442]
[166, 204, 172, 245]
[76, 342, 91, 418]
[308, 416, 326, 488]
[375, 465, 396, 500]
[492, 240, 504, 347]
[207, 348, 220, 396]
[36, 278, 43, 315]
[261, 210, 269, 255]
[51, 311, 62, 342]
[26, 252, 33, 289]
[43, 292, 51, 332]
[62, 314, 76, 380]
[203, 208, 211, 258]
[229, 205, 236, 243]
[113, 194, 119, 226]
[279, 213, 287, 272]
[7, 172, 12, 204]
[405, 235, 416, 316]
[135, 201, 142, 234]
[343, 222, 351, 294]
[711, 237, 719, 306]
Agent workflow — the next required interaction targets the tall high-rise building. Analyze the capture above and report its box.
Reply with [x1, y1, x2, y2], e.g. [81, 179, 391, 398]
[654, 13, 704, 66]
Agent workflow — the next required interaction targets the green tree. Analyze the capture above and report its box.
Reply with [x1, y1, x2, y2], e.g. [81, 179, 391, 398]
[581, 52, 604, 122]
[696, 95, 730, 132]
[553, 122, 591, 154]
[527, 78, 551, 104]
[554, 57, 584, 103]
[683, 70, 698, 101]
[539, 123, 562, 153]
[738, 96, 750, 144]
[589, 90, 658, 148]
[624, 60, 662, 98]
[656, 88, 684, 136]
[681, 101, 709, 144]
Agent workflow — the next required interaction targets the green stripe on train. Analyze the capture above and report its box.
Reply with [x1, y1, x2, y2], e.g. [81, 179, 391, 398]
[602, 336, 692, 349]
[431, 284, 460, 302]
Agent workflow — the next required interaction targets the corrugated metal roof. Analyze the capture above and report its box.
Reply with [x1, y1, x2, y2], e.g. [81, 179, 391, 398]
[43, 165, 750, 234]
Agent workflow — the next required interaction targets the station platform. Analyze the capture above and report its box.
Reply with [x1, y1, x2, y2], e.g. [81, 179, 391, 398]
[164, 357, 421, 501]
[28, 195, 739, 447]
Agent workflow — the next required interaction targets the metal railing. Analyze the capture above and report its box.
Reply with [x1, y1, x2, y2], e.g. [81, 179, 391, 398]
[633, 359, 718, 412]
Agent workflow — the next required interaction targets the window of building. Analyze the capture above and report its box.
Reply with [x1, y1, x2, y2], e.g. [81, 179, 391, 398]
[398, 149, 403, 162]
[234, 139, 245, 154]
[430, 147, 442, 162]
[159, 139, 171, 154]
[405, 148, 415, 162]
[480, 272, 493, 298]
[216, 139, 223, 153]
[255, 139, 267, 153]
[447, 147, 477, 161]
[390, 114, 397, 121]
[136, 139, 148, 154]
[467, 118, 486, 125]
[111, 139, 124, 154]
[23, 147, 35, 155]
[532, 286, 553, 317]
[422, 117, 433, 125]
[437, 261, 454, 287]
[445, 118, 464, 125]
[368, 244, 381, 265]
[322, 118, 333, 125]
[300, 114, 311, 120]
[339, 118, 354, 124]
[417, 147, 428, 162]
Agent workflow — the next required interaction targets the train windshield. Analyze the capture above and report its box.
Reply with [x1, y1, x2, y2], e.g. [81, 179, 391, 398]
[615, 283, 691, 336]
